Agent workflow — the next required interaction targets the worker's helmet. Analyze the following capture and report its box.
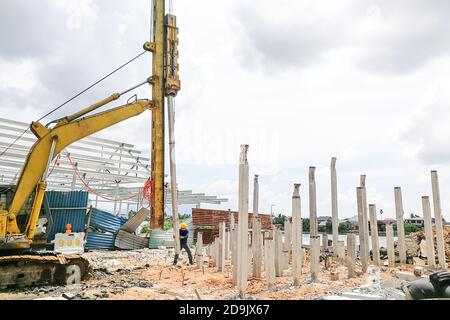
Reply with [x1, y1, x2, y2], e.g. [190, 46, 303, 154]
[181, 223, 187, 230]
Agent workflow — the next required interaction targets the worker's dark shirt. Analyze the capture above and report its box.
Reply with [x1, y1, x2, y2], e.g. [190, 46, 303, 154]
[179, 229, 188, 245]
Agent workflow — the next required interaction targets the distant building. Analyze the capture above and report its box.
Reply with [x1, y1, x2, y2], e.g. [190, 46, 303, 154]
[378, 218, 396, 226]
[318, 220, 328, 228]
[317, 216, 331, 223]
[404, 213, 445, 228]
[344, 215, 359, 226]
[404, 216, 424, 227]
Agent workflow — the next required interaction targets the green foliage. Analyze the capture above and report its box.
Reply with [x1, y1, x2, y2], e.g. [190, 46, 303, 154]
[164, 219, 173, 231]
[140, 222, 149, 234]
[326, 221, 333, 233]
[179, 213, 191, 220]
[404, 223, 421, 234]
[338, 221, 353, 233]
[272, 213, 286, 230]
[192, 225, 219, 230]
[302, 218, 310, 232]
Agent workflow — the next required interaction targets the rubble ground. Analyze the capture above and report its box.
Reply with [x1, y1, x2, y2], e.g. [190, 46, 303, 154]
[0, 248, 427, 300]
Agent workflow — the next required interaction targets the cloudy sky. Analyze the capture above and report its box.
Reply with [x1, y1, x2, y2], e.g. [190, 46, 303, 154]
[1, 0, 450, 221]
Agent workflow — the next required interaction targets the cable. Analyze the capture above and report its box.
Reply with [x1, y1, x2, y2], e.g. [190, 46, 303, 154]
[40, 50, 148, 123]
[47, 154, 61, 178]
[0, 50, 148, 159]
[0, 129, 29, 158]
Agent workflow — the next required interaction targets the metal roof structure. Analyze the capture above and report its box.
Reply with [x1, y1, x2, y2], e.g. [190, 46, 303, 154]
[0, 117, 228, 215]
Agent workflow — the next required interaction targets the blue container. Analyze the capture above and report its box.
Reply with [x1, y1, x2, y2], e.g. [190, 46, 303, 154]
[45, 191, 89, 242]
[89, 208, 127, 234]
[85, 232, 116, 250]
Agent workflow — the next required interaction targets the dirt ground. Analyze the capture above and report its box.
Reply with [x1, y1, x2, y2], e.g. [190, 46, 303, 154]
[0, 248, 418, 300]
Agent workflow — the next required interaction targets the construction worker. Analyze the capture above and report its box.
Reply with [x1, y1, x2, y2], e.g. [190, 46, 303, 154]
[173, 222, 194, 265]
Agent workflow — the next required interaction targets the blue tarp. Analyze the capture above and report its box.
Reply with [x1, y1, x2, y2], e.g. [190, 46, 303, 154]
[45, 191, 88, 242]
[89, 208, 127, 234]
[85, 231, 116, 250]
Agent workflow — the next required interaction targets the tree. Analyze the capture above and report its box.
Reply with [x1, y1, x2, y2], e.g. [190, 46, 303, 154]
[325, 221, 333, 234]
[338, 221, 353, 234]
[302, 218, 310, 233]
[404, 223, 421, 234]
[272, 213, 286, 229]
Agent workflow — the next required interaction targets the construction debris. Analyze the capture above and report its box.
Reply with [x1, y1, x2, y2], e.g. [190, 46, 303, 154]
[114, 230, 149, 250]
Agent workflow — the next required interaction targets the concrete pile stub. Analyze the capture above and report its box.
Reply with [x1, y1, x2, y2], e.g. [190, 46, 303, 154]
[218, 221, 226, 272]
[369, 204, 381, 266]
[196, 232, 203, 269]
[264, 240, 276, 288]
[252, 217, 263, 278]
[284, 219, 292, 262]
[386, 223, 395, 268]
[237, 145, 249, 297]
[431, 171, 447, 269]
[394, 187, 407, 264]
[356, 187, 369, 272]
[338, 241, 345, 265]
[346, 233, 356, 278]
[291, 183, 303, 285]
[361, 183, 370, 269]
[274, 226, 284, 277]
[309, 167, 320, 281]
[330, 157, 339, 254]
[310, 236, 320, 281]
[322, 233, 328, 251]
[421, 196, 436, 268]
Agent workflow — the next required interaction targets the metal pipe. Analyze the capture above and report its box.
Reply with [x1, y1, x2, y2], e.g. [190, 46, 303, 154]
[63, 93, 120, 124]
[43, 139, 57, 179]
[168, 95, 180, 255]
[120, 80, 150, 96]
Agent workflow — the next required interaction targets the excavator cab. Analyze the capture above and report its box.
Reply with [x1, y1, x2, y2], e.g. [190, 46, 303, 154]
[0, 185, 51, 254]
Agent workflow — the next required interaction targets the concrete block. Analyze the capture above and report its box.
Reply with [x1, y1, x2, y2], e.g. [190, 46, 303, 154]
[322, 295, 361, 300]
[413, 257, 426, 266]
[413, 266, 424, 277]
[388, 290, 406, 300]
[34, 297, 68, 300]
[340, 292, 383, 300]
[394, 271, 417, 281]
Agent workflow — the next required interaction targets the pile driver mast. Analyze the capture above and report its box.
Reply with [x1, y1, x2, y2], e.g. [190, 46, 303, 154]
[145, 0, 181, 230]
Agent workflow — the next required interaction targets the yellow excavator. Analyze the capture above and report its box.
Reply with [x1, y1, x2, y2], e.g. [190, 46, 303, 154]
[0, 88, 154, 288]
[0, 0, 180, 288]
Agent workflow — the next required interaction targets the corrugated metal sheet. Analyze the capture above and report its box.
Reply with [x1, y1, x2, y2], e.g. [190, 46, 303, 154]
[120, 208, 149, 233]
[89, 208, 127, 233]
[85, 231, 116, 250]
[115, 230, 149, 250]
[45, 191, 89, 242]
[192, 208, 272, 230]
[148, 218, 194, 249]
[148, 229, 175, 248]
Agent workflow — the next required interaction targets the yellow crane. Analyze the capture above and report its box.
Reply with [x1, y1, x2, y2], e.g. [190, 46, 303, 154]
[0, 0, 180, 287]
